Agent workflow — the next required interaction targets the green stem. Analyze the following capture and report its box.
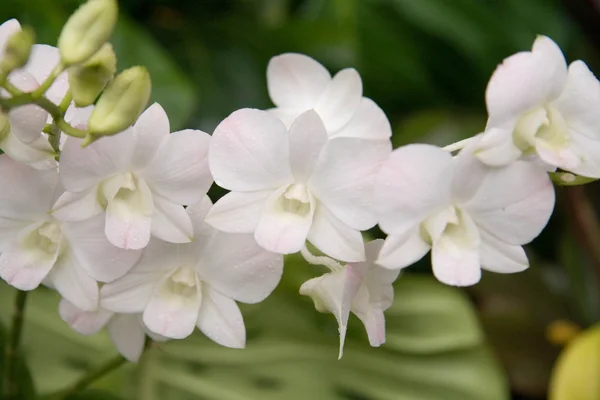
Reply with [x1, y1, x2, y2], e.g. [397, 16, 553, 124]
[31, 64, 64, 100]
[3, 290, 28, 399]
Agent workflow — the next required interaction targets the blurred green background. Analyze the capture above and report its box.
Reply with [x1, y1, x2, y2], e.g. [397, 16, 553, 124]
[2, 0, 600, 399]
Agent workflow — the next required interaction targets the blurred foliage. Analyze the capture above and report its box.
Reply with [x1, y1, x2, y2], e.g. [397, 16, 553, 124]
[1, 0, 600, 399]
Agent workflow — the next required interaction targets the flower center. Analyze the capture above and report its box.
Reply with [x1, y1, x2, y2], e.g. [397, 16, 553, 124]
[280, 183, 311, 216]
[513, 106, 569, 152]
[164, 266, 198, 298]
[23, 221, 64, 258]
[419, 205, 478, 248]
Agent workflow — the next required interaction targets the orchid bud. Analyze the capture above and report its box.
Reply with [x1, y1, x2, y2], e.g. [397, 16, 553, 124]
[68, 43, 117, 107]
[0, 113, 9, 142]
[87, 66, 151, 137]
[58, 0, 118, 66]
[1, 27, 34, 72]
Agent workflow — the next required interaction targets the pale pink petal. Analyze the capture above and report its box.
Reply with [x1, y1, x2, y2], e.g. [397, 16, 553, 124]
[141, 129, 212, 205]
[486, 36, 567, 127]
[463, 160, 555, 245]
[267, 107, 304, 129]
[209, 109, 293, 191]
[0, 218, 31, 252]
[0, 19, 21, 51]
[100, 271, 158, 313]
[267, 53, 331, 109]
[187, 196, 217, 238]
[353, 307, 386, 347]
[254, 185, 314, 254]
[108, 314, 146, 362]
[0, 155, 57, 219]
[331, 97, 392, 140]
[51, 188, 103, 222]
[143, 272, 202, 339]
[307, 204, 365, 262]
[59, 299, 113, 335]
[0, 132, 56, 170]
[49, 250, 99, 311]
[151, 196, 193, 243]
[196, 285, 245, 349]
[7, 72, 48, 144]
[376, 229, 430, 270]
[373, 144, 452, 236]
[310, 138, 390, 231]
[479, 230, 528, 273]
[62, 215, 142, 282]
[130, 103, 170, 169]
[315, 68, 362, 133]
[24, 45, 66, 105]
[288, 110, 328, 182]
[205, 191, 270, 234]
[198, 231, 283, 304]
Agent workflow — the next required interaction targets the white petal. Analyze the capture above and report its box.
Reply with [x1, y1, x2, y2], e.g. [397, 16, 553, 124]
[60, 132, 133, 192]
[554, 61, 600, 141]
[310, 138, 390, 231]
[210, 109, 293, 191]
[0, 132, 56, 170]
[205, 191, 270, 233]
[315, 68, 362, 133]
[430, 212, 481, 287]
[105, 178, 153, 250]
[534, 139, 580, 173]
[254, 185, 314, 254]
[198, 231, 284, 304]
[0, 155, 57, 219]
[331, 97, 392, 140]
[567, 130, 600, 178]
[0, 218, 30, 252]
[288, 110, 328, 182]
[474, 127, 523, 167]
[267, 53, 331, 109]
[299, 268, 363, 359]
[100, 271, 157, 313]
[143, 272, 202, 339]
[108, 314, 146, 362]
[59, 299, 113, 335]
[479, 230, 528, 273]
[0, 224, 58, 290]
[373, 144, 452, 235]
[130, 103, 170, 169]
[51, 188, 103, 222]
[187, 196, 216, 237]
[141, 129, 212, 205]
[486, 36, 567, 127]
[7, 72, 48, 144]
[24, 45, 66, 105]
[64, 105, 94, 131]
[307, 204, 365, 262]
[49, 250, 99, 311]
[353, 306, 386, 347]
[196, 285, 245, 349]
[267, 107, 304, 129]
[376, 230, 430, 270]
[0, 19, 21, 51]
[62, 215, 142, 282]
[463, 160, 555, 245]
[151, 196, 193, 243]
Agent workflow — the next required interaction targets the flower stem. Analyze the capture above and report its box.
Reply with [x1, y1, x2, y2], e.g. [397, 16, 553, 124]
[442, 137, 475, 153]
[300, 245, 345, 272]
[3, 290, 28, 399]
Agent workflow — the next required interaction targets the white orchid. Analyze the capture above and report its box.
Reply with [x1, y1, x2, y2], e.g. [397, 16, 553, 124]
[0, 155, 141, 310]
[0, 19, 93, 170]
[205, 108, 390, 261]
[475, 35, 600, 177]
[100, 196, 283, 345]
[52, 103, 213, 250]
[59, 298, 165, 362]
[267, 53, 391, 141]
[300, 239, 399, 358]
[374, 142, 555, 286]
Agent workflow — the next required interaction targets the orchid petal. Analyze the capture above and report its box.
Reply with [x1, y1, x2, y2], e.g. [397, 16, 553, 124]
[52, 188, 103, 222]
[205, 191, 270, 234]
[197, 285, 246, 349]
[288, 110, 328, 182]
[50, 250, 99, 311]
[130, 103, 170, 169]
[376, 229, 430, 270]
[151, 196, 193, 244]
[479, 230, 528, 273]
[315, 68, 362, 133]
[59, 299, 113, 335]
[331, 97, 392, 140]
[108, 314, 146, 362]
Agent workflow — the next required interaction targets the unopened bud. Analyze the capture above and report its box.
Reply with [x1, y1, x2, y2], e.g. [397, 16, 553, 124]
[88, 66, 151, 136]
[58, 0, 118, 66]
[1, 27, 35, 72]
[68, 43, 117, 107]
[549, 172, 598, 186]
[0, 113, 10, 142]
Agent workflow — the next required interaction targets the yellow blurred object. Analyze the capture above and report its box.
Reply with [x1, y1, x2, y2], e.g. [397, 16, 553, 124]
[546, 320, 581, 346]
[549, 324, 600, 400]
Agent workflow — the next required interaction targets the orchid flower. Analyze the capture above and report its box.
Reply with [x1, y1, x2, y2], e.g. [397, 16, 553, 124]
[267, 53, 391, 141]
[52, 103, 213, 250]
[374, 142, 555, 286]
[100, 196, 283, 345]
[205, 108, 390, 261]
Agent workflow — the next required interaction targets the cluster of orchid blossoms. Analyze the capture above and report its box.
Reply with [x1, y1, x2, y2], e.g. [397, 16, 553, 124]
[0, 0, 598, 366]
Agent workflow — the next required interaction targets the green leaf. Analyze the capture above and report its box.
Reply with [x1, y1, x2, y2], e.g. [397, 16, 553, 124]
[65, 389, 124, 400]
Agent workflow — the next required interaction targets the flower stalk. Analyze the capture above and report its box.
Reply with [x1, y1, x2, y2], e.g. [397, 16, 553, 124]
[3, 290, 28, 399]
